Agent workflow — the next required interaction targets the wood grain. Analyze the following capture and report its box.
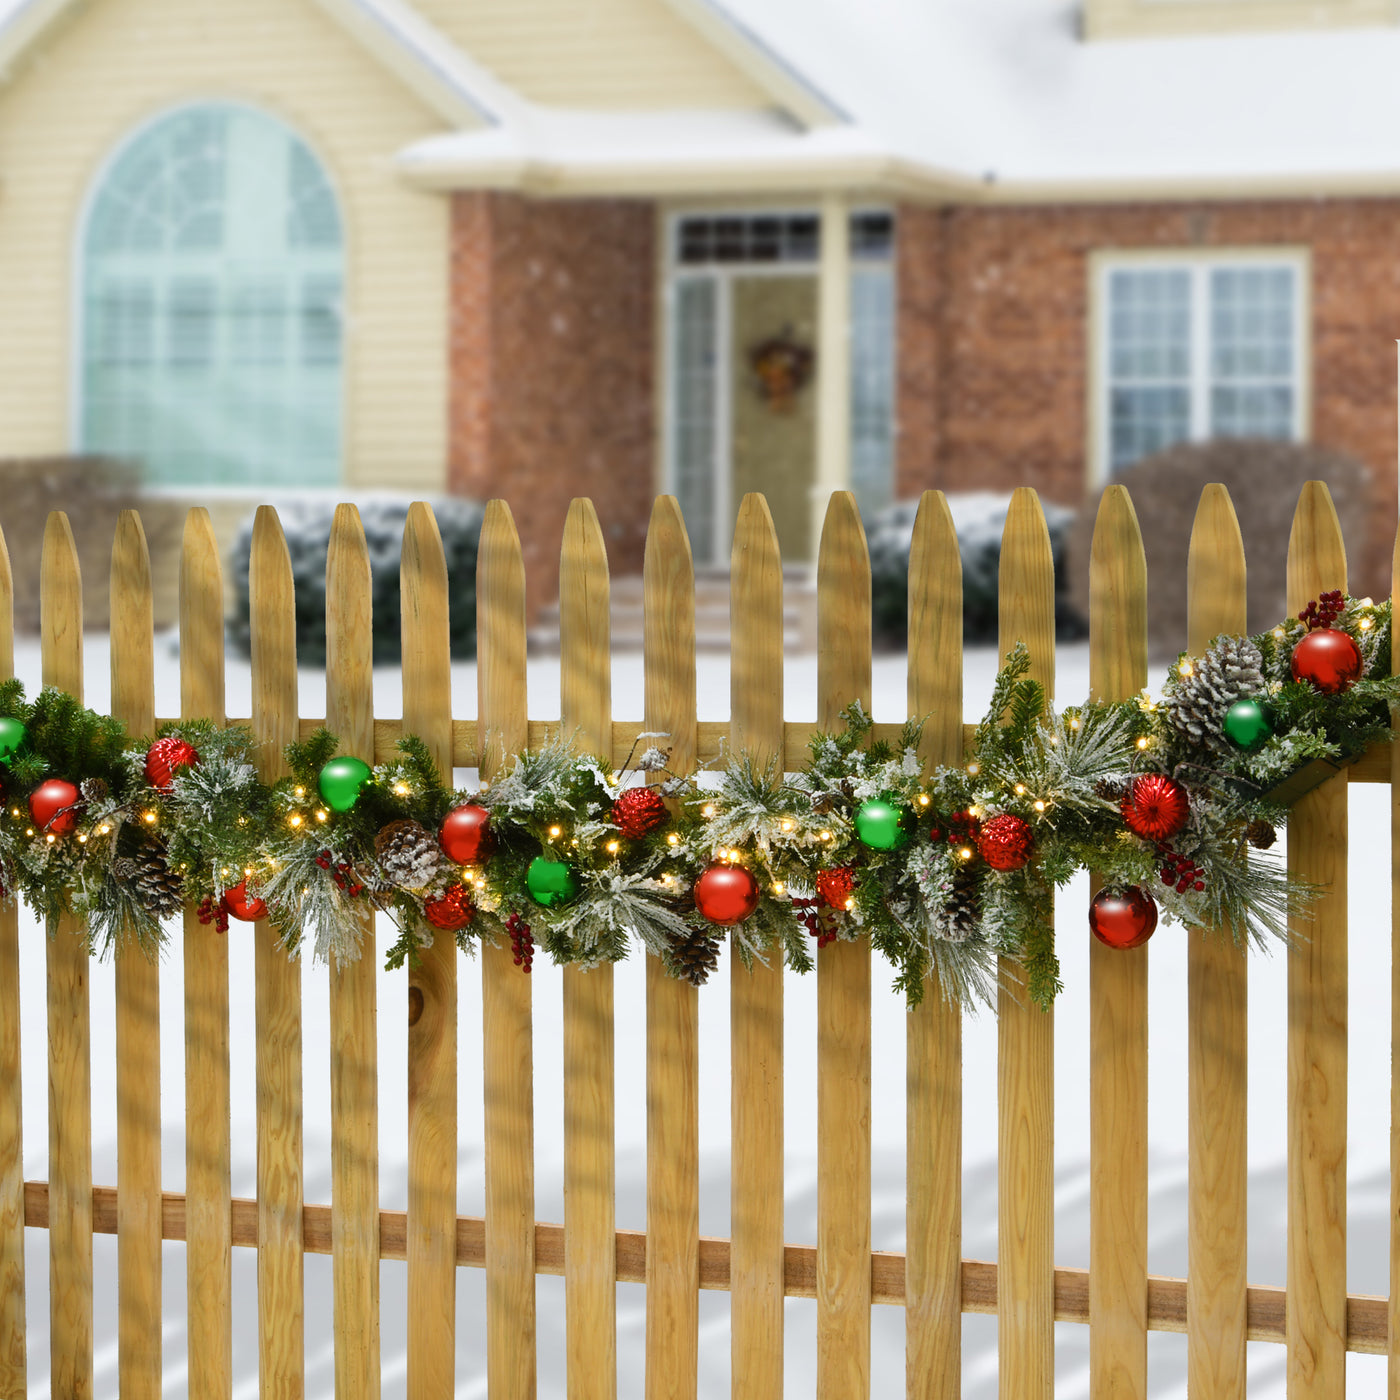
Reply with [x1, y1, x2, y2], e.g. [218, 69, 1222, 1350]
[110, 511, 161, 1400]
[249, 509, 304, 1398]
[815, 492, 872, 1400]
[1187, 484, 1249, 1399]
[904, 491, 963, 1400]
[1087, 486, 1149, 1399]
[181, 508, 231, 1400]
[0, 520, 20, 1399]
[476, 500, 536, 1400]
[402, 503, 458, 1400]
[642, 497, 699, 1400]
[43, 514, 92, 1399]
[325, 505, 381, 1400]
[559, 498, 617, 1400]
[728, 494, 785, 1400]
[996, 488, 1056, 1400]
[1393, 513, 1400, 1400]
[1285, 482, 1349, 1399]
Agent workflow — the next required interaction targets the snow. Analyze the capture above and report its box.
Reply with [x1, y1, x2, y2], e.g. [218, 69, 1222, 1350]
[8, 630, 1391, 1396]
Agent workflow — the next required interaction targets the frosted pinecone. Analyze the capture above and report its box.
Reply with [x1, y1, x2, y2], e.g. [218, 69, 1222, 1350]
[1163, 636, 1266, 752]
[80, 777, 109, 804]
[118, 840, 184, 919]
[669, 925, 722, 986]
[636, 746, 671, 773]
[931, 866, 981, 944]
[373, 819, 443, 890]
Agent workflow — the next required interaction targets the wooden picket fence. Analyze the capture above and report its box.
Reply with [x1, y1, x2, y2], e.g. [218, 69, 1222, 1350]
[0, 480, 1395, 1398]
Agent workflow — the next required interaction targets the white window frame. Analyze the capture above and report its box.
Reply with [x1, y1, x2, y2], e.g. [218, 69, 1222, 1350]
[1088, 247, 1312, 485]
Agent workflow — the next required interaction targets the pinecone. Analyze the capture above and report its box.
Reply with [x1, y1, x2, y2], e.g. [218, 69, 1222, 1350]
[80, 777, 109, 804]
[1246, 819, 1277, 850]
[1164, 637, 1266, 752]
[124, 839, 184, 919]
[1093, 777, 1126, 802]
[373, 819, 443, 889]
[935, 866, 981, 944]
[670, 925, 722, 986]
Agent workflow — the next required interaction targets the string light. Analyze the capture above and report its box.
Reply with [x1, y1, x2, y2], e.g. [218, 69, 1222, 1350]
[45, 834, 55, 845]
[1014, 784, 1026, 795]
[667, 833, 680, 846]
[77, 834, 87, 844]
[606, 841, 620, 854]
[1136, 737, 1150, 750]
[966, 762, 980, 777]
[289, 814, 303, 828]
[1178, 661, 1194, 678]
[294, 786, 305, 798]
[702, 804, 716, 818]
[393, 782, 411, 796]
[918, 794, 930, 807]
[315, 809, 329, 821]
[772, 881, 784, 894]
[1033, 800, 1047, 813]
[8, 808, 17, 819]
[958, 846, 973, 861]
[818, 830, 832, 842]
[23, 829, 32, 838]
[142, 810, 157, 824]
[548, 825, 562, 838]
[1360, 616, 1374, 630]
[1069, 717, 1081, 730]
[780, 819, 795, 832]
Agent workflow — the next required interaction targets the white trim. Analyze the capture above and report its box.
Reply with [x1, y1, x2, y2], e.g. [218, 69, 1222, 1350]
[1087, 246, 1312, 486]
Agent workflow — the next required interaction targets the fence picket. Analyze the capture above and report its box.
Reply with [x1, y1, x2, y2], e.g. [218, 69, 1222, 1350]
[642, 496, 699, 1400]
[41, 512, 92, 1399]
[728, 494, 785, 1400]
[1393, 514, 1400, 1400]
[325, 504, 381, 1400]
[110, 511, 160, 1400]
[402, 503, 458, 1399]
[559, 498, 617, 1400]
[1285, 481, 1349, 1397]
[1088, 487, 1149, 1397]
[181, 507, 231, 1400]
[905, 490, 963, 1399]
[815, 491, 872, 1400]
[997, 487, 1056, 1399]
[0, 520, 20, 1400]
[249, 508, 305, 1396]
[476, 500, 536, 1400]
[1187, 484, 1249, 1398]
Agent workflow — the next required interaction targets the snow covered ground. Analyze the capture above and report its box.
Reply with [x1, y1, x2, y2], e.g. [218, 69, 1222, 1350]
[11, 633, 1391, 1397]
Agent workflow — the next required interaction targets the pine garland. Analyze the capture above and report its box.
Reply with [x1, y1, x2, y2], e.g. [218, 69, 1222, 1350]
[0, 594, 1390, 1016]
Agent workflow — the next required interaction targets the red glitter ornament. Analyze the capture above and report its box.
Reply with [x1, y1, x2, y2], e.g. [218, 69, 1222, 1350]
[1120, 774, 1190, 843]
[611, 786, 669, 839]
[440, 804, 492, 864]
[424, 884, 474, 932]
[222, 879, 267, 923]
[693, 862, 760, 926]
[144, 736, 199, 790]
[1291, 627, 1362, 695]
[29, 778, 80, 835]
[815, 866, 857, 911]
[977, 813, 1033, 872]
[1089, 886, 1157, 950]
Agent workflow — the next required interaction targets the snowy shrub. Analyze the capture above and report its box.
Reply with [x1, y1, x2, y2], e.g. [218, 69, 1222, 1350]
[228, 496, 484, 665]
[869, 493, 1080, 647]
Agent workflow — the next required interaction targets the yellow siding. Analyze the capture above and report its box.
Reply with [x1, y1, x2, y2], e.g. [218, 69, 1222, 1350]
[0, 0, 452, 494]
[1085, 0, 1399, 39]
[413, 0, 769, 108]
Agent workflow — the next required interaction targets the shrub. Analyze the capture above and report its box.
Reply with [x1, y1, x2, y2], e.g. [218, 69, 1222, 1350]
[228, 497, 484, 665]
[869, 493, 1081, 648]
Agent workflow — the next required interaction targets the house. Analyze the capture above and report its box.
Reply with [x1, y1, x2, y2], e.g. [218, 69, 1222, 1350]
[1, 0, 1398, 610]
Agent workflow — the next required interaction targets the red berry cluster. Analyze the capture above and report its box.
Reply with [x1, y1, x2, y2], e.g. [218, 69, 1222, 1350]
[196, 895, 229, 933]
[793, 894, 839, 949]
[315, 850, 365, 898]
[507, 912, 535, 972]
[929, 809, 979, 848]
[1159, 849, 1205, 894]
[1299, 590, 1345, 631]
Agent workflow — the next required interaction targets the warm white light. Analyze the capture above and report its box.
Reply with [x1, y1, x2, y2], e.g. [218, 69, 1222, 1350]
[77, 834, 87, 844]
[1014, 784, 1026, 795]
[393, 782, 410, 796]
[289, 814, 303, 828]
[606, 841, 620, 854]
[819, 830, 832, 841]
[1034, 800, 1047, 813]
[1136, 737, 1150, 750]
[773, 881, 784, 894]
[45, 834, 55, 845]
[548, 825, 562, 838]
[295, 786, 306, 798]
[316, 809, 328, 821]
[1179, 661, 1193, 678]
[959, 847, 973, 861]
[781, 819, 794, 831]
[918, 794, 930, 807]
[702, 804, 717, 818]
[667, 833, 680, 846]
[143, 810, 157, 824]
[1069, 717, 1080, 730]
[1360, 617, 1374, 630]
[966, 762, 980, 777]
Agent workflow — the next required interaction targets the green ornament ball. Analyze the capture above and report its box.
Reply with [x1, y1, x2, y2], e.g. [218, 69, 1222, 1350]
[0, 717, 25, 760]
[1222, 698, 1272, 752]
[318, 755, 373, 812]
[854, 796, 909, 851]
[527, 855, 579, 907]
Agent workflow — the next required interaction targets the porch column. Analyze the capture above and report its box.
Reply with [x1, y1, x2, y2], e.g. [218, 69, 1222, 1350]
[814, 192, 851, 553]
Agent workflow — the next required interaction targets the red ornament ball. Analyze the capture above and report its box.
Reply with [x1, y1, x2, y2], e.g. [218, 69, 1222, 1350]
[977, 813, 1034, 872]
[1120, 774, 1189, 842]
[439, 804, 492, 865]
[1089, 886, 1158, 950]
[424, 884, 475, 932]
[611, 786, 669, 839]
[29, 778, 80, 835]
[1291, 626, 1363, 695]
[222, 879, 267, 923]
[815, 866, 857, 911]
[693, 862, 761, 926]
[144, 736, 199, 790]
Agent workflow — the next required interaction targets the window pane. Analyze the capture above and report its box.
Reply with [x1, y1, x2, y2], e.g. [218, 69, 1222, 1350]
[671, 278, 718, 563]
[1106, 268, 1192, 471]
[168, 278, 216, 369]
[1110, 386, 1191, 473]
[1209, 265, 1295, 441]
[851, 265, 894, 517]
[300, 276, 342, 367]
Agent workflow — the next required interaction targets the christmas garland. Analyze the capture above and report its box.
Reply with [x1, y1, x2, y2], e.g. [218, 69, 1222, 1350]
[0, 591, 1394, 1013]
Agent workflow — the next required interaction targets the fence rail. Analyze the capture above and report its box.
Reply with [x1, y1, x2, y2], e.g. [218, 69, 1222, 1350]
[0, 483, 1394, 1397]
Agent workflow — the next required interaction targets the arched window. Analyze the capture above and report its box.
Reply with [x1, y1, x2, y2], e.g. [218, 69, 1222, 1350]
[80, 104, 343, 487]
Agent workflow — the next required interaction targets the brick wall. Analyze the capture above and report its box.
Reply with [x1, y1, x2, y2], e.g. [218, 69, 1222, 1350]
[450, 193, 656, 612]
[896, 199, 1400, 592]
